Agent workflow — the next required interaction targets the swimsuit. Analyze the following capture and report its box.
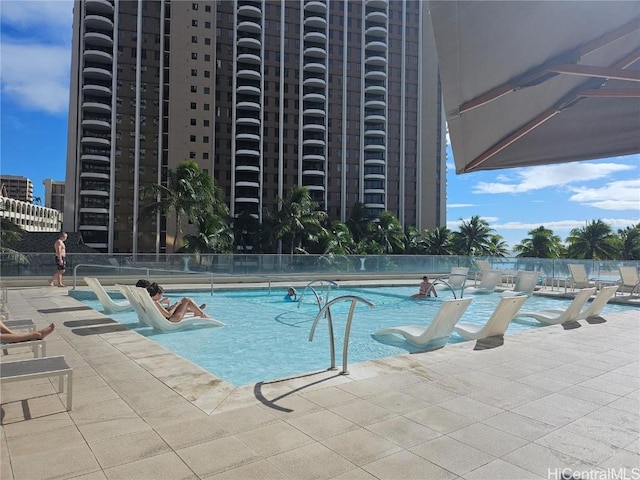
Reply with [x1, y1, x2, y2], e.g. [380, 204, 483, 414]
[55, 256, 67, 271]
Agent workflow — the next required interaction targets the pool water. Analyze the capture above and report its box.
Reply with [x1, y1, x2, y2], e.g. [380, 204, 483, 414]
[81, 285, 633, 386]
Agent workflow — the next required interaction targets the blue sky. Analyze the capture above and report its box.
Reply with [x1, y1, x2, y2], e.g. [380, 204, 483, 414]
[1, 0, 638, 249]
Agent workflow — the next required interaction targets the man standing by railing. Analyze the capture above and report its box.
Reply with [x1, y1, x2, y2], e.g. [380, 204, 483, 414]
[48, 232, 68, 287]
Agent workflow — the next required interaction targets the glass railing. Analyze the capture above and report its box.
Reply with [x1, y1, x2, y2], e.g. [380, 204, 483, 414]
[1, 254, 638, 285]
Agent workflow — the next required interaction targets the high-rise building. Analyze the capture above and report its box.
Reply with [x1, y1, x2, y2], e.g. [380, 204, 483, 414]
[43, 179, 66, 213]
[0, 175, 34, 203]
[65, 0, 445, 253]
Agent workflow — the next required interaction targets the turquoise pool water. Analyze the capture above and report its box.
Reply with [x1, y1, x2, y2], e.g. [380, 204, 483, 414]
[80, 285, 633, 386]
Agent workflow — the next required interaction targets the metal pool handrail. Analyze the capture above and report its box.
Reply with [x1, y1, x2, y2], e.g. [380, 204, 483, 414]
[308, 295, 375, 375]
[431, 273, 468, 299]
[71, 263, 215, 295]
[297, 279, 339, 312]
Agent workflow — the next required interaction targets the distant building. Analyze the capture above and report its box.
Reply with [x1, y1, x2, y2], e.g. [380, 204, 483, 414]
[0, 175, 34, 203]
[66, 0, 446, 254]
[43, 179, 66, 213]
[0, 196, 63, 232]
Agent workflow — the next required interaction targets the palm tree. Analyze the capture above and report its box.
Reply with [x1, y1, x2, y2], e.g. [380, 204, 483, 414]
[566, 220, 618, 260]
[321, 220, 355, 254]
[486, 234, 510, 257]
[180, 213, 234, 263]
[513, 226, 563, 258]
[424, 226, 453, 255]
[451, 215, 493, 256]
[404, 226, 426, 254]
[618, 224, 640, 260]
[274, 186, 327, 254]
[141, 161, 227, 251]
[346, 202, 370, 244]
[368, 210, 405, 254]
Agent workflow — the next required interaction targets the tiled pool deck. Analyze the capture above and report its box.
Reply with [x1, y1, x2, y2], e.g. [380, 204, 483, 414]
[1, 285, 638, 480]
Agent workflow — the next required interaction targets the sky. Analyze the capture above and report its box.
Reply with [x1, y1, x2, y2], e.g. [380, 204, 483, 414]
[1, 0, 638, 250]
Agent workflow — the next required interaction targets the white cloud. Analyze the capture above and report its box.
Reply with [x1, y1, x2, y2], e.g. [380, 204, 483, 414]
[0, 1, 72, 114]
[568, 179, 640, 211]
[448, 203, 475, 208]
[491, 218, 640, 233]
[1, 43, 71, 114]
[472, 162, 636, 194]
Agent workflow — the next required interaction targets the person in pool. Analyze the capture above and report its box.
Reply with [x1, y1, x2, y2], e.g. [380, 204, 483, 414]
[411, 276, 438, 299]
[147, 283, 208, 322]
[284, 287, 298, 302]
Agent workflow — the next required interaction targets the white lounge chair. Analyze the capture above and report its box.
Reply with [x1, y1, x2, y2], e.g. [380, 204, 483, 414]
[84, 277, 132, 313]
[435, 267, 469, 289]
[0, 356, 73, 410]
[501, 271, 540, 297]
[3, 318, 36, 332]
[566, 264, 597, 292]
[515, 287, 596, 325]
[541, 285, 618, 321]
[128, 286, 225, 332]
[374, 297, 472, 348]
[618, 266, 640, 296]
[464, 270, 502, 294]
[118, 285, 152, 326]
[1, 339, 46, 358]
[454, 295, 528, 340]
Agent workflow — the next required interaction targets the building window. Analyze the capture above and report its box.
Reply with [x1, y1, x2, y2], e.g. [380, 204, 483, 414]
[205, 4, 211, 12]
[203, 119, 210, 127]
[191, 85, 197, 92]
[191, 36, 198, 43]
[190, 151, 196, 159]
[190, 135, 196, 142]
[204, 54, 211, 61]
[192, 2, 198, 10]
[192, 19, 198, 27]
[190, 118, 197, 126]
[204, 104, 210, 111]
[204, 87, 210, 94]
[190, 102, 197, 109]
[203, 152, 209, 159]
[204, 37, 211, 45]
[191, 52, 197, 60]
[191, 69, 197, 76]
[204, 70, 210, 78]
[205, 21, 211, 29]
[203, 136, 209, 143]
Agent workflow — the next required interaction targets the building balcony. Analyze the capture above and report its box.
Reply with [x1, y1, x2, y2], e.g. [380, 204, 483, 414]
[366, 11, 388, 23]
[84, 31, 113, 48]
[81, 153, 110, 162]
[235, 181, 260, 189]
[237, 4, 261, 17]
[83, 84, 111, 97]
[237, 36, 261, 49]
[82, 118, 110, 129]
[81, 136, 111, 147]
[235, 197, 260, 204]
[84, 49, 113, 65]
[238, 53, 261, 65]
[364, 128, 386, 137]
[304, 31, 327, 43]
[83, 66, 112, 80]
[366, 0, 388, 8]
[364, 113, 386, 123]
[236, 116, 261, 126]
[303, 138, 325, 147]
[364, 100, 386, 109]
[236, 132, 260, 142]
[366, 40, 387, 53]
[236, 100, 261, 111]
[365, 84, 386, 95]
[303, 77, 326, 88]
[238, 20, 261, 34]
[365, 55, 387, 66]
[80, 171, 110, 181]
[366, 25, 387, 38]
[303, 92, 326, 102]
[236, 148, 260, 157]
[79, 207, 109, 215]
[304, 16, 327, 28]
[302, 169, 325, 177]
[85, 14, 114, 31]
[304, 47, 327, 59]
[85, 0, 114, 14]
[304, 62, 326, 73]
[236, 85, 261, 97]
[303, 123, 326, 132]
[79, 225, 109, 232]
[304, 1, 327, 14]
[235, 165, 260, 173]
[82, 101, 111, 114]
[304, 184, 325, 192]
[364, 144, 386, 152]
[303, 154, 325, 163]
[365, 69, 387, 80]
[364, 173, 386, 180]
[303, 108, 325, 117]
[237, 69, 262, 80]
[80, 189, 110, 197]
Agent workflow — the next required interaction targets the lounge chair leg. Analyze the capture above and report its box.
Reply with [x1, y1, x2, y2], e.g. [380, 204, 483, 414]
[66, 372, 73, 411]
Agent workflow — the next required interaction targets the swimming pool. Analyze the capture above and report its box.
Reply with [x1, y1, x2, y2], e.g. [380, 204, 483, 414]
[80, 285, 633, 386]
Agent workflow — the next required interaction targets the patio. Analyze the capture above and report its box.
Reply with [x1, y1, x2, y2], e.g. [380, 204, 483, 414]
[1, 285, 638, 480]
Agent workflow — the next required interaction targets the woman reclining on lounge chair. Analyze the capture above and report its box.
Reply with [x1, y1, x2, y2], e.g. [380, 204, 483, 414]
[147, 283, 208, 323]
[0, 321, 55, 343]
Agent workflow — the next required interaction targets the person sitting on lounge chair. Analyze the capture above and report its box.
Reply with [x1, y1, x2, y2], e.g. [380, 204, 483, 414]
[136, 279, 170, 306]
[147, 283, 207, 323]
[0, 321, 56, 343]
[411, 276, 438, 299]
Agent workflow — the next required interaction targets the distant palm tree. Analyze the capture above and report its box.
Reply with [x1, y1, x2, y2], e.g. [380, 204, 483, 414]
[514, 226, 563, 258]
[180, 213, 234, 261]
[274, 186, 327, 254]
[321, 220, 355, 254]
[346, 202, 370, 244]
[486, 234, 510, 257]
[451, 215, 493, 256]
[368, 210, 405, 254]
[566, 220, 618, 260]
[424, 226, 453, 255]
[141, 161, 227, 251]
[618, 224, 640, 260]
[404, 226, 427, 254]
